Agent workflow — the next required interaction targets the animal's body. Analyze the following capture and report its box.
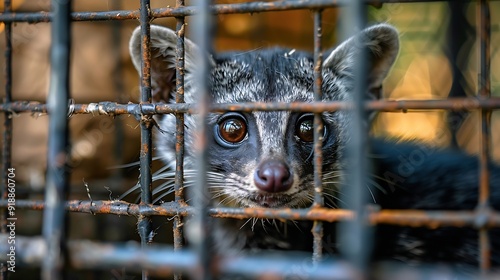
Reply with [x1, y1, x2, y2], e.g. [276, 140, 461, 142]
[129, 24, 500, 271]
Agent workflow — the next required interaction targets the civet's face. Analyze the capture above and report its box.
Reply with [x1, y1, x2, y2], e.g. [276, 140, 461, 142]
[129, 24, 399, 208]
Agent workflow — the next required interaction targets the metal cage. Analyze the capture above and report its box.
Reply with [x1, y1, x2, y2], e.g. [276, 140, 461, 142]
[1, 0, 499, 279]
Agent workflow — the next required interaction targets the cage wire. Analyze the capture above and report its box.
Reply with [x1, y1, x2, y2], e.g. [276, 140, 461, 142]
[0, 0, 499, 279]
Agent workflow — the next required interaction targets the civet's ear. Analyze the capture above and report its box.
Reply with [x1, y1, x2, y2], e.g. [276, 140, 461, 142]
[129, 25, 214, 103]
[323, 24, 399, 100]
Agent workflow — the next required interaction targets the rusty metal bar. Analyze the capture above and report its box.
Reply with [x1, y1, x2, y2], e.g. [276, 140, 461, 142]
[477, 0, 492, 272]
[0, 101, 47, 113]
[61, 97, 500, 113]
[174, 0, 186, 279]
[42, 0, 72, 279]
[4, 199, 500, 228]
[1, 1, 13, 278]
[312, 9, 325, 262]
[3, 97, 500, 115]
[138, 1, 154, 279]
[152, 0, 377, 17]
[0, 0, 463, 23]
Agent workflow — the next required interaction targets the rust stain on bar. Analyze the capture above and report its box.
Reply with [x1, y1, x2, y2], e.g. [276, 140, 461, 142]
[141, 38, 152, 97]
[208, 207, 353, 222]
[3, 199, 500, 228]
[173, 2, 186, 280]
[0, 101, 47, 113]
[312, 10, 324, 208]
[3, 98, 500, 115]
[312, 9, 324, 262]
[3, 0, 340, 23]
[138, 3, 154, 279]
[0, 0, 467, 23]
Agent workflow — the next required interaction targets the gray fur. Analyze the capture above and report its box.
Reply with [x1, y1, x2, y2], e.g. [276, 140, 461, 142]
[129, 24, 399, 251]
[129, 24, 500, 272]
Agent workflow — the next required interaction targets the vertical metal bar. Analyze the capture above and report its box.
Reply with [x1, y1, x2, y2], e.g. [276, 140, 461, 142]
[42, 0, 72, 279]
[446, 2, 471, 149]
[477, 0, 491, 272]
[174, 0, 186, 279]
[312, 9, 324, 263]
[339, 0, 370, 274]
[110, 0, 126, 187]
[189, 0, 213, 279]
[138, 0, 153, 279]
[1, 0, 12, 279]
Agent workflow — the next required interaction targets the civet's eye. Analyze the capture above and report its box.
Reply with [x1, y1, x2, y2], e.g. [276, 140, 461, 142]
[215, 113, 248, 147]
[295, 114, 323, 143]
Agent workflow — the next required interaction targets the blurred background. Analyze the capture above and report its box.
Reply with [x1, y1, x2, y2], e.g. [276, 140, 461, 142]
[0, 0, 499, 278]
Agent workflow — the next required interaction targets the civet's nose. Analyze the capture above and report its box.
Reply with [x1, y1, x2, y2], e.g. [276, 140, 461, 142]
[254, 159, 293, 193]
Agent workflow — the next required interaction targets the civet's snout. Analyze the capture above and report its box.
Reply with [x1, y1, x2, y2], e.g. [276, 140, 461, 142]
[253, 159, 294, 193]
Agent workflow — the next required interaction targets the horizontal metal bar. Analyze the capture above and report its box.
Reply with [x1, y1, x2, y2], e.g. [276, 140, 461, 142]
[2, 97, 500, 116]
[0, 235, 355, 279]
[0, 101, 47, 113]
[3, 234, 497, 279]
[152, 0, 447, 17]
[0, 234, 499, 279]
[0, 0, 458, 23]
[2, 199, 500, 228]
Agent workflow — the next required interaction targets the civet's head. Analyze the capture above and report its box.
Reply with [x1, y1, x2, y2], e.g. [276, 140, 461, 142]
[129, 24, 399, 208]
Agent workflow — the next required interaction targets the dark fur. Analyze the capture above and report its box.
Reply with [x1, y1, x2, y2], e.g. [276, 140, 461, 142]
[371, 139, 500, 269]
